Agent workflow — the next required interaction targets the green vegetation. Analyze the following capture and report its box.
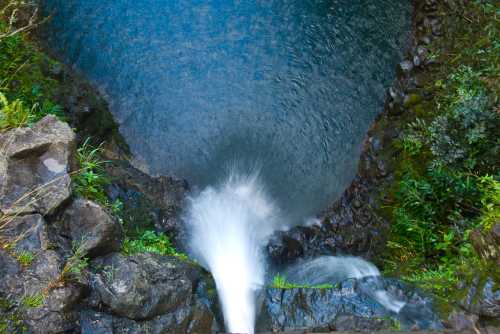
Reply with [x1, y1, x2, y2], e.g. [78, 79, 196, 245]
[73, 139, 110, 204]
[20, 293, 43, 309]
[58, 241, 89, 284]
[122, 230, 187, 260]
[0, 3, 64, 128]
[15, 250, 35, 267]
[382, 0, 499, 309]
[270, 274, 334, 289]
[0, 297, 26, 334]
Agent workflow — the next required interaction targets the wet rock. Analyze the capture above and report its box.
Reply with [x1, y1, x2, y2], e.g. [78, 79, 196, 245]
[105, 160, 188, 243]
[266, 176, 389, 265]
[0, 214, 49, 252]
[257, 277, 441, 332]
[90, 252, 218, 329]
[0, 115, 75, 215]
[22, 283, 84, 334]
[80, 310, 114, 334]
[0, 249, 21, 294]
[62, 199, 123, 258]
[81, 303, 217, 334]
[267, 233, 305, 265]
[462, 276, 500, 319]
[446, 311, 479, 332]
[398, 60, 414, 75]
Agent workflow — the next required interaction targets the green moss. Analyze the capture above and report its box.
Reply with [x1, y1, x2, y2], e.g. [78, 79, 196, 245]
[270, 274, 335, 289]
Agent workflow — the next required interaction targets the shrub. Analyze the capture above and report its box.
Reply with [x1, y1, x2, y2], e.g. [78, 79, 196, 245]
[0, 92, 31, 129]
[72, 138, 110, 205]
[382, 0, 499, 307]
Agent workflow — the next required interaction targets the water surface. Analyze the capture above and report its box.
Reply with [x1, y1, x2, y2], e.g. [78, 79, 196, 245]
[41, 0, 411, 219]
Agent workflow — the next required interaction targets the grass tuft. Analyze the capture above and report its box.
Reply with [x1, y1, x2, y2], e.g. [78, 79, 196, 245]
[270, 274, 334, 289]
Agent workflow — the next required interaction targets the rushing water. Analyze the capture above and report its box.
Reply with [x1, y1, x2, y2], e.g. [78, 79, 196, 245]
[41, 0, 411, 220]
[186, 173, 280, 333]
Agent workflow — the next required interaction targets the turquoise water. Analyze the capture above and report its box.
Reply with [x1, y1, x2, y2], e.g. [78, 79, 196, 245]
[41, 0, 411, 220]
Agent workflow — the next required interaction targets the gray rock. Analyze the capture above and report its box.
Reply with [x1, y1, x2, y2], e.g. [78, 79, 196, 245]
[81, 302, 217, 334]
[1, 214, 49, 252]
[24, 300, 79, 334]
[0, 115, 75, 215]
[105, 160, 188, 244]
[257, 277, 442, 333]
[0, 249, 21, 294]
[398, 60, 414, 74]
[475, 278, 500, 318]
[63, 199, 124, 258]
[22, 283, 83, 334]
[90, 253, 218, 329]
[80, 310, 114, 334]
[462, 276, 500, 319]
[447, 311, 479, 332]
[46, 284, 84, 312]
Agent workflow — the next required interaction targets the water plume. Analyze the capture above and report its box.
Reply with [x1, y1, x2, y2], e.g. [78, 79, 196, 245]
[186, 172, 279, 333]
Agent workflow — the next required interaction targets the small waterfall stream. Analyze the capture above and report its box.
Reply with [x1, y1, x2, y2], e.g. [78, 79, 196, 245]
[186, 173, 408, 333]
[185, 172, 280, 333]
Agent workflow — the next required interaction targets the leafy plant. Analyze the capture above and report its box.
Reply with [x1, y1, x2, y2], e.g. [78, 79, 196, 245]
[0, 92, 31, 129]
[122, 230, 187, 259]
[73, 138, 110, 205]
[58, 241, 89, 284]
[15, 250, 34, 267]
[20, 293, 43, 309]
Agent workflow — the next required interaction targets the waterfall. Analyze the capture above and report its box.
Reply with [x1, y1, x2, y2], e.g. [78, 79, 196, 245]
[186, 172, 280, 333]
[186, 173, 407, 333]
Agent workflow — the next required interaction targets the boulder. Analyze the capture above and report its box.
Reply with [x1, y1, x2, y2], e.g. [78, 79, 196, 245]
[257, 277, 442, 332]
[81, 301, 217, 334]
[0, 214, 49, 252]
[105, 160, 188, 244]
[462, 276, 500, 319]
[0, 115, 75, 215]
[89, 253, 218, 332]
[62, 199, 123, 258]
[23, 284, 83, 334]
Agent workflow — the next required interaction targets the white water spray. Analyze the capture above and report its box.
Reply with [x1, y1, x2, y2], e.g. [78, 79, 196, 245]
[186, 173, 280, 334]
